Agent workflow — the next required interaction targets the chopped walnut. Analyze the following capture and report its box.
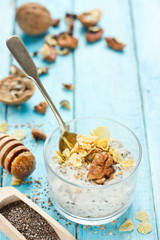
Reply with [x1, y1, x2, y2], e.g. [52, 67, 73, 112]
[51, 18, 60, 27]
[57, 33, 78, 49]
[88, 152, 114, 182]
[62, 83, 74, 90]
[85, 28, 103, 42]
[34, 101, 47, 114]
[32, 129, 46, 141]
[78, 9, 102, 27]
[65, 14, 76, 35]
[105, 37, 125, 51]
[57, 48, 70, 56]
[40, 43, 57, 62]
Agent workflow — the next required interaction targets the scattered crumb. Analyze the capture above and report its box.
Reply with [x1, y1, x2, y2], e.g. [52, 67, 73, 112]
[83, 226, 87, 230]
[11, 129, 26, 141]
[112, 220, 116, 224]
[109, 231, 112, 235]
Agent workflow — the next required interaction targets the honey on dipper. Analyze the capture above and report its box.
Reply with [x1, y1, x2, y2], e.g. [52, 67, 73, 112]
[0, 133, 35, 179]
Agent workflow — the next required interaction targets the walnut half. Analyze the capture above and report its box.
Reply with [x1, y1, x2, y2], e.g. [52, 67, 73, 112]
[0, 76, 35, 105]
[88, 152, 114, 183]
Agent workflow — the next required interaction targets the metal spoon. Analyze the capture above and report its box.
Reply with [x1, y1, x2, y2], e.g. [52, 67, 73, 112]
[6, 35, 77, 153]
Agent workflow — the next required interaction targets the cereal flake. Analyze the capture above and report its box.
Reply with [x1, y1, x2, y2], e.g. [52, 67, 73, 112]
[11, 129, 26, 140]
[137, 222, 152, 234]
[119, 219, 135, 232]
[0, 121, 8, 133]
[136, 211, 149, 222]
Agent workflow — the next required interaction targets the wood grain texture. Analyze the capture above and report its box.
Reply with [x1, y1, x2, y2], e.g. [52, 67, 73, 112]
[0, 0, 159, 239]
[74, 0, 158, 239]
[130, 0, 160, 237]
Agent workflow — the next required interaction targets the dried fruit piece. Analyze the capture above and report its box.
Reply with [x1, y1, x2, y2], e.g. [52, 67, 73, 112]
[11, 130, 26, 141]
[51, 18, 60, 27]
[57, 48, 70, 56]
[0, 133, 35, 179]
[11, 151, 35, 179]
[91, 126, 110, 139]
[57, 33, 78, 49]
[78, 9, 102, 27]
[37, 67, 49, 76]
[45, 34, 57, 46]
[136, 211, 149, 222]
[88, 152, 114, 182]
[60, 100, 71, 110]
[137, 222, 152, 234]
[0, 76, 35, 105]
[120, 159, 134, 168]
[32, 129, 46, 141]
[0, 122, 8, 133]
[105, 37, 125, 51]
[34, 101, 47, 114]
[119, 219, 135, 232]
[62, 83, 74, 90]
[16, 3, 52, 35]
[85, 28, 103, 42]
[40, 43, 57, 62]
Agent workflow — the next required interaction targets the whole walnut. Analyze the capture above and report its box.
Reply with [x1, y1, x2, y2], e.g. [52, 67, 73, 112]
[16, 3, 52, 36]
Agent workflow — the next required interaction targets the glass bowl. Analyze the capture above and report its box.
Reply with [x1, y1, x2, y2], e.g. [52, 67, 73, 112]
[44, 117, 142, 225]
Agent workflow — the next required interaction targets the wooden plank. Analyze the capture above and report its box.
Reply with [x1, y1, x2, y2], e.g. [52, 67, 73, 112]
[130, 0, 160, 237]
[73, 0, 158, 239]
[0, 0, 16, 238]
[1, 0, 76, 239]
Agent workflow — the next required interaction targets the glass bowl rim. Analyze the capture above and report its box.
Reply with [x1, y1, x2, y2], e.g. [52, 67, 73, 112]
[43, 117, 142, 189]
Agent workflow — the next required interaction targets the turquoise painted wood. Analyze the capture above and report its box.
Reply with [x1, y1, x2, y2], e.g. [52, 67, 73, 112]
[0, 0, 159, 239]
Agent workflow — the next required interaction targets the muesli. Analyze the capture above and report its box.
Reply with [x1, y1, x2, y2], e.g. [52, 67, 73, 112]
[50, 126, 136, 218]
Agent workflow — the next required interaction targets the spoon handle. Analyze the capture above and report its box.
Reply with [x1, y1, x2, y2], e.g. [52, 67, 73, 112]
[6, 35, 66, 132]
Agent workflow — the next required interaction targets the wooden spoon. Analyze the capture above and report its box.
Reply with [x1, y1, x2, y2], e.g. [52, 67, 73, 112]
[6, 35, 77, 153]
[0, 187, 76, 240]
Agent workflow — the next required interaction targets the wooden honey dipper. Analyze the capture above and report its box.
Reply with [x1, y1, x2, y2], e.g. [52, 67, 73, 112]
[0, 133, 35, 179]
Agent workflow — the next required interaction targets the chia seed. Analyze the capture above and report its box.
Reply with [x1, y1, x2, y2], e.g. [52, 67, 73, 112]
[0, 201, 60, 240]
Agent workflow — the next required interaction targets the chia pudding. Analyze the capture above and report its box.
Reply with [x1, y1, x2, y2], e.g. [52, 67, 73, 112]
[48, 126, 137, 219]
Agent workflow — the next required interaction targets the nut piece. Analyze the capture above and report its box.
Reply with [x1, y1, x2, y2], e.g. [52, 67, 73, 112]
[11, 151, 36, 179]
[16, 3, 52, 35]
[105, 37, 126, 51]
[60, 100, 71, 110]
[78, 9, 102, 27]
[85, 28, 103, 42]
[0, 76, 35, 105]
[40, 44, 57, 62]
[88, 152, 114, 182]
[10, 65, 25, 77]
[51, 18, 60, 27]
[65, 15, 75, 35]
[34, 101, 47, 114]
[37, 67, 49, 76]
[32, 129, 46, 141]
[57, 48, 70, 56]
[62, 83, 74, 90]
[57, 33, 78, 49]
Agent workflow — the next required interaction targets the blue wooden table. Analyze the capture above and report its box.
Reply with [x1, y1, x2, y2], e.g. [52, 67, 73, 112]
[0, 0, 160, 239]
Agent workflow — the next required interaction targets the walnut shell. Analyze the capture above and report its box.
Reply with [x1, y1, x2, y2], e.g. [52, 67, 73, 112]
[0, 75, 35, 105]
[16, 3, 52, 36]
